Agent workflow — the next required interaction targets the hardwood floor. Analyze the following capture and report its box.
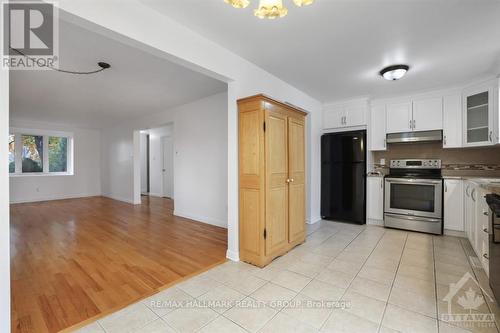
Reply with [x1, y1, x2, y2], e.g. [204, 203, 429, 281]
[10, 196, 228, 333]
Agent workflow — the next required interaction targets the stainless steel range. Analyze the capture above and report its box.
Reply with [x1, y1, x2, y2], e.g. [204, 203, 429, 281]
[384, 159, 443, 235]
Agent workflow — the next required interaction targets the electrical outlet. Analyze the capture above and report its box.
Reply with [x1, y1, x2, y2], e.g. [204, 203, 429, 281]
[380, 158, 386, 166]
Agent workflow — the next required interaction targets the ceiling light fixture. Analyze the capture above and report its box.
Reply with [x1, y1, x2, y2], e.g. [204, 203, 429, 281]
[224, 0, 250, 8]
[225, 0, 315, 19]
[379, 64, 410, 81]
[10, 47, 111, 75]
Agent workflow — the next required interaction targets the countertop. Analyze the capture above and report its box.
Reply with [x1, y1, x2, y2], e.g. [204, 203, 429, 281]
[443, 176, 500, 195]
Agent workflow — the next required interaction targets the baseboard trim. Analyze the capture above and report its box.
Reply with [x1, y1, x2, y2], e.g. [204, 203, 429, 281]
[444, 229, 466, 238]
[226, 249, 239, 262]
[101, 194, 136, 204]
[306, 216, 322, 225]
[174, 210, 228, 229]
[367, 218, 384, 226]
[10, 193, 101, 204]
[147, 192, 164, 198]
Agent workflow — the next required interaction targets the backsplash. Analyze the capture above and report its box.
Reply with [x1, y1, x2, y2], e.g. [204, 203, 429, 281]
[372, 143, 500, 177]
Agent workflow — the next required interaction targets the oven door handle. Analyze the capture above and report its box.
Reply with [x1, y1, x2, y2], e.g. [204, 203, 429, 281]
[385, 213, 441, 223]
[385, 178, 442, 185]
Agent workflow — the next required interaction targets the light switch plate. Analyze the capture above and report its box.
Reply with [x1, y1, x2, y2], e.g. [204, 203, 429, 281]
[380, 158, 386, 166]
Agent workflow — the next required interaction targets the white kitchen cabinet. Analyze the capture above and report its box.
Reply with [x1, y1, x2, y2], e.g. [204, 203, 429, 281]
[443, 179, 464, 231]
[386, 101, 412, 133]
[345, 104, 366, 127]
[412, 97, 443, 131]
[323, 105, 344, 129]
[443, 94, 463, 148]
[464, 181, 476, 249]
[477, 188, 490, 274]
[463, 82, 496, 147]
[369, 104, 386, 151]
[367, 176, 384, 223]
[323, 100, 367, 130]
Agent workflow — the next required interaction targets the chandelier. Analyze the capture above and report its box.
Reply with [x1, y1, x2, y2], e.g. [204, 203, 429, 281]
[224, 0, 315, 19]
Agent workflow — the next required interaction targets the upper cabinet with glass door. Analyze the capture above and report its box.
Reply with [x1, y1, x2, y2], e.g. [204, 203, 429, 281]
[463, 82, 497, 147]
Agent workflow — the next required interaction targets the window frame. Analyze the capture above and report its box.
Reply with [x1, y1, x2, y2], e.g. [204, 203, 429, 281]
[9, 127, 74, 177]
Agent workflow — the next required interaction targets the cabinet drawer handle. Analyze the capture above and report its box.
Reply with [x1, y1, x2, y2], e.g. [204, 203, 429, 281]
[484, 211, 489, 216]
[484, 228, 488, 233]
[484, 254, 489, 260]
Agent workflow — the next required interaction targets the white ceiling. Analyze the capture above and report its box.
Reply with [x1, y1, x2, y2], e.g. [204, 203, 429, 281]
[10, 17, 227, 128]
[141, 0, 500, 103]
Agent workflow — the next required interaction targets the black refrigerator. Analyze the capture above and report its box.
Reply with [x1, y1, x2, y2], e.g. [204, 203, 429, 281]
[321, 130, 366, 224]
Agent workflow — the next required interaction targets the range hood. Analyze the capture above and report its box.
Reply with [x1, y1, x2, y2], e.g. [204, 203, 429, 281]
[386, 130, 443, 144]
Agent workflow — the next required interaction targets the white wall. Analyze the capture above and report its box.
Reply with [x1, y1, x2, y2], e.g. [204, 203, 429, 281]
[9, 119, 101, 203]
[102, 92, 228, 228]
[0, 65, 10, 333]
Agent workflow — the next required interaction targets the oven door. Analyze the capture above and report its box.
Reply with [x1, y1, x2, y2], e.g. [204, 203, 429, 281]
[385, 178, 442, 219]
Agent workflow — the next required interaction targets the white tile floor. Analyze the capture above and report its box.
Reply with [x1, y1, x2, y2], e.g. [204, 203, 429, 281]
[77, 221, 500, 333]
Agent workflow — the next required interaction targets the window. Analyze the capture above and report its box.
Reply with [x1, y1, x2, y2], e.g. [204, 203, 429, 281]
[22, 135, 43, 173]
[8, 134, 14, 173]
[9, 128, 73, 176]
[49, 136, 68, 172]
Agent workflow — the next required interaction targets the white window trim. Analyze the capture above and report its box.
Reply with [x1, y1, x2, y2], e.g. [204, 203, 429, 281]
[9, 127, 74, 177]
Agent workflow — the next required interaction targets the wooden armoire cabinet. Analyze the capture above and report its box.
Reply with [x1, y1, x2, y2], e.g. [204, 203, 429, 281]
[238, 94, 307, 267]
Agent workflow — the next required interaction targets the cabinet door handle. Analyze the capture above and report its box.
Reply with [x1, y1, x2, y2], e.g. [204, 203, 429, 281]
[409, 120, 412, 129]
[465, 185, 470, 196]
[444, 183, 447, 192]
[471, 189, 476, 202]
[413, 120, 416, 129]
[484, 211, 489, 216]
[384, 139, 386, 148]
[443, 135, 447, 146]
[490, 131, 493, 142]
[286, 179, 291, 183]
[484, 254, 489, 260]
[484, 228, 488, 233]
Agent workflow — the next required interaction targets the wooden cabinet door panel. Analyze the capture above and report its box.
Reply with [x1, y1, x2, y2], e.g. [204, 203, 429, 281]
[239, 106, 265, 261]
[265, 110, 289, 256]
[288, 117, 306, 243]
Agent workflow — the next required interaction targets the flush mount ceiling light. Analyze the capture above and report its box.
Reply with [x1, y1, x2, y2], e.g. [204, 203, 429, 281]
[225, 0, 315, 19]
[379, 64, 410, 81]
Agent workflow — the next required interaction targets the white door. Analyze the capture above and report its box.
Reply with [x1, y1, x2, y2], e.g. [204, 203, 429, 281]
[161, 136, 174, 198]
[369, 104, 387, 151]
[443, 179, 464, 231]
[323, 105, 345, 129]
[412, 97, 443, 131]
[386, 101, 412, 133]
[367, 176, 384, 221]
[443, 94, 463, 148]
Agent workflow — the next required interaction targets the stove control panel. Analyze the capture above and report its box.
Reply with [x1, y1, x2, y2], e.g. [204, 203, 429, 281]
[390, 159, 442, 169]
